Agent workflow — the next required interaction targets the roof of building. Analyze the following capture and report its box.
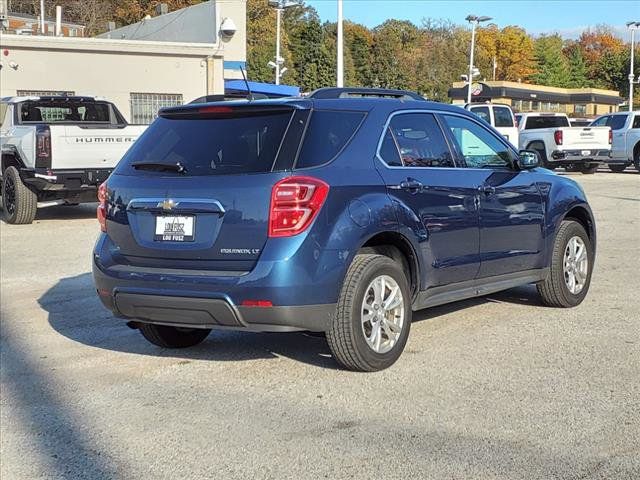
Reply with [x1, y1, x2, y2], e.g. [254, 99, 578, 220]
[96, 1, 216, 44]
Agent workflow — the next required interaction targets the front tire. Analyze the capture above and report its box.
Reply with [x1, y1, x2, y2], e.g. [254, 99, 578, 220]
[580, 164, 599, 174]
[537, 220, 593, 308]
[326, 254, 411, 372]
[2, 166, 37, 224]
[139, 323, 211, 348]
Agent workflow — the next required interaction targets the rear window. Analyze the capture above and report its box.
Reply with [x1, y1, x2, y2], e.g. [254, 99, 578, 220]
[524, 116, 570, 129]
[295, 110, 365, 169]
[18, 101, 112, 123]
[116, 112, 293, 176]
[493, 107, 514, 127]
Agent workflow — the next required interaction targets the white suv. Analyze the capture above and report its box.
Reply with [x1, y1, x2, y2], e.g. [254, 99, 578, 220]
[464, 103, 519, 146]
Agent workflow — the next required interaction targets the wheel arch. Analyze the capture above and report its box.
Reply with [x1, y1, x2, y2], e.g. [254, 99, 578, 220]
[358, 231, 420, 300]
[1, 148, 26, 174]
[564, 205, 595, 243]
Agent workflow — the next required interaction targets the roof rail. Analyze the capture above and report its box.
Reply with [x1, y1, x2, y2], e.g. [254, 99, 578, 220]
[308, 87, 426, 101]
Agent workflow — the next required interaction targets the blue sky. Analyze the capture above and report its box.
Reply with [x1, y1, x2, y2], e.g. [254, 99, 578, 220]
[306, 0, 640, 39]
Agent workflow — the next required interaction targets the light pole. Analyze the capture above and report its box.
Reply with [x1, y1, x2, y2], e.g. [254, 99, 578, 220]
[268, 0, 297, 85]
[337, 0, 344, 87]
[465, 14, 492, 104]
[626, 21, 640, 112]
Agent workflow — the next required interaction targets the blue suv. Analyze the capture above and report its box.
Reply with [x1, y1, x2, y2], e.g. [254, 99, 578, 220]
[93, 88, 596, 371]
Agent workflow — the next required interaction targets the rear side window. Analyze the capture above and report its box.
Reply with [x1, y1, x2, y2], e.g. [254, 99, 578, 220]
[493, 107, 514, 127]
[116, 112, 293, 176]
[469, 106, 490, 124]
[296, 110, 365, 169]
[524, 116, 570, 129]
[609, 115, 628, 130]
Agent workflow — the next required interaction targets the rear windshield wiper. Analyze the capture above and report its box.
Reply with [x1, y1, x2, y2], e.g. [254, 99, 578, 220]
[131, 161, 186, 173]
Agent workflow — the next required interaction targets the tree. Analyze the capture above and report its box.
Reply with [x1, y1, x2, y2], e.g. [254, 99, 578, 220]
[530, 34, 570, 87]
[564, 43, 590, 88]
[495, 26, 536, 81]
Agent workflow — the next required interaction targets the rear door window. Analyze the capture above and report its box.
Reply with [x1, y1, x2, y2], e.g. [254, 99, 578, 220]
[632, 115, 640, 129]
[609, 115, 628, 130]
[493, 107, 514, 127]
[116, 112, 293, 176]
[295, 110, 365, 169]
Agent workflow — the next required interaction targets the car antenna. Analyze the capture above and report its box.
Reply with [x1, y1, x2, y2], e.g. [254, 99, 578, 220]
[239, 66, 254, 101]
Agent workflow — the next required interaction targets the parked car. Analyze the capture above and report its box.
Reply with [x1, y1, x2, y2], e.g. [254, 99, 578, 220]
[93, 88, 596, 372]
[515, 112, 611, 174]
[0, 95, 147, 224]
[590, 111, 640, 172]
[464, 103, 519, 146]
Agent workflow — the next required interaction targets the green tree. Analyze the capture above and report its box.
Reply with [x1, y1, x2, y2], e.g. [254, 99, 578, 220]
[530, 34, 571, 87]
[564, 43, 590, 88]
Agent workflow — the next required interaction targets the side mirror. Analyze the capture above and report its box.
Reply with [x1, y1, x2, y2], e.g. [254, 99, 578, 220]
[516, 150, 540, 169]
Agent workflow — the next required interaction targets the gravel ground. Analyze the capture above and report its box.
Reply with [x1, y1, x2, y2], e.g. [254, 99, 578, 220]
[1, 171, 639, 480]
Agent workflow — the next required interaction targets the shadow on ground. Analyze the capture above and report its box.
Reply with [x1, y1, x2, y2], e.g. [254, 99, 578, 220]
[39, 272, 544, 370]
[0, 203, 97, 224]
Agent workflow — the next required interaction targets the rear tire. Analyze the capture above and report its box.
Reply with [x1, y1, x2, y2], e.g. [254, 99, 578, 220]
[580, 164, 599, 174]
[326, 254, 411, 372]
[608, 164, 628, 173]
[537, 220, 593, 308]
[2, 166, 37, 224]
[634, 149, 640, 172]
[139, 323, 211, 348]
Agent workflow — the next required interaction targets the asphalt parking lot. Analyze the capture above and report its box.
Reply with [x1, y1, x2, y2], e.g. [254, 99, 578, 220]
[1, 170, 639, 480]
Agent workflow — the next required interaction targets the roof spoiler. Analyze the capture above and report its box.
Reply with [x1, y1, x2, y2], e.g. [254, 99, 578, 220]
[308, 87, 426, 101]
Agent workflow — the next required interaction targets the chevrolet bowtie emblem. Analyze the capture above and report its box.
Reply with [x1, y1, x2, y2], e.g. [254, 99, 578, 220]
[158, 199, 178, 211]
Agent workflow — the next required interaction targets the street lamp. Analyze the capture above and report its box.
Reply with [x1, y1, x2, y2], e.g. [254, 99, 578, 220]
[268, 0, 297, 85]
[626, 21, 640, 112]
[337, 0, 344, 87]
[465, 14, 492, 104]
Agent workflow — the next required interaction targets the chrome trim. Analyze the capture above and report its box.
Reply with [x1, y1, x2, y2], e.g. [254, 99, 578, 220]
[34, 172, 58, 181]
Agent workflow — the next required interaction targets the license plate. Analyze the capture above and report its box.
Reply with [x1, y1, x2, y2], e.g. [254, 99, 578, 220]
[581, 150, 591, 156]
[155, 216, 195, 242]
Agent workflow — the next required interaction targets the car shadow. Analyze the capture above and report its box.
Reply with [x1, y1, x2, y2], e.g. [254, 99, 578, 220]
[0, 203, 97, 224]
[41, 273, 548, 370]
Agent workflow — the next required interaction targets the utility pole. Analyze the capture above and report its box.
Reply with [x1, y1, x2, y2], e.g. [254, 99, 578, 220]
[337, 0, 344, 87]
[626, 21, 640, 112]
[39, 0, 45, 34]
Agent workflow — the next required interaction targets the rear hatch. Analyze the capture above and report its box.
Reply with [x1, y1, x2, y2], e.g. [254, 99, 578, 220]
[104, 102, 309, 271]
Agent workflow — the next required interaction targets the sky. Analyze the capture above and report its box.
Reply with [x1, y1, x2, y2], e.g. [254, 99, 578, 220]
[306, 0, 640, 39]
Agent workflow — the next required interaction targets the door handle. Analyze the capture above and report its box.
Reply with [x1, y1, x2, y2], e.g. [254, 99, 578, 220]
[389, 178, 424, 192]
[479, 184, 496, 195]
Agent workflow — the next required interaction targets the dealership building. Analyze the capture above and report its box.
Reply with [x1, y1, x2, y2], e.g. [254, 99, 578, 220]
[0, 0, 247, 123]
[449, 81, 622, 117]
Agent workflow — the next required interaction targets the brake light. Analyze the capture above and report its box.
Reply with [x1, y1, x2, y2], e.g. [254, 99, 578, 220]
[241, 300, 273, 307]
[268, 176, 329, 238]
[36, 128, 51, 158]
[608, 129, 612, 144]
[554, 130, 563, 145]
[198, 106, 234, 114]
[97, 182, 108, 232]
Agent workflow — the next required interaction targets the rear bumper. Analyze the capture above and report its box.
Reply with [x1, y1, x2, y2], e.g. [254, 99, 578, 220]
[22, 167, 112, 195]
[550, 150, 610, 164]
[106, 292, 334, 332]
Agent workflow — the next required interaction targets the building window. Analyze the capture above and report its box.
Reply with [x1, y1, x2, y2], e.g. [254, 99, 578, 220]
[575, 104, 587, 115]
[130, 93, 183, 125]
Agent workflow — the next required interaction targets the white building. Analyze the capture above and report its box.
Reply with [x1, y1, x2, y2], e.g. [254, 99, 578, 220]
[0, 0, 247, 123]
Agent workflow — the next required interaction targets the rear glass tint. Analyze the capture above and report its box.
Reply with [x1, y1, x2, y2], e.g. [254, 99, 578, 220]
[524, 116, 569, 129]
[493, 107, 514, 127]
[296, 110, 365, 169]
[116, 112, 293, 176]
[19, 101, 111, 123]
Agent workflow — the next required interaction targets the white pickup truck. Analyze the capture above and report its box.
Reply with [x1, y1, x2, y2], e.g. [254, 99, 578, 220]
[590, 111, 640, 172]
[515, 112, 611, 174]
[1, 96, 146, 224]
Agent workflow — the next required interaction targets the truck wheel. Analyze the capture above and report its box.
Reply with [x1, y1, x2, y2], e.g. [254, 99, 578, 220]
[139, 323, 211, 348]
[326, 254, 411, 372]
[537, 220, 593, 308]
[580, 164, 599, 174]
[529, 145, 553, 170]
[634, 149, 640, 172]
[2, 166, 37, 224]
[608, 164, 628, 173]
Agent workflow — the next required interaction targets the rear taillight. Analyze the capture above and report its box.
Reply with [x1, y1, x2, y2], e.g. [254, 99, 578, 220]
[268, 176, 329, 238]
[608, 129, 612, 144]
[554, 130, 563, 145]
[35, 126, 51, 165]
[97, 182, 108, 232]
